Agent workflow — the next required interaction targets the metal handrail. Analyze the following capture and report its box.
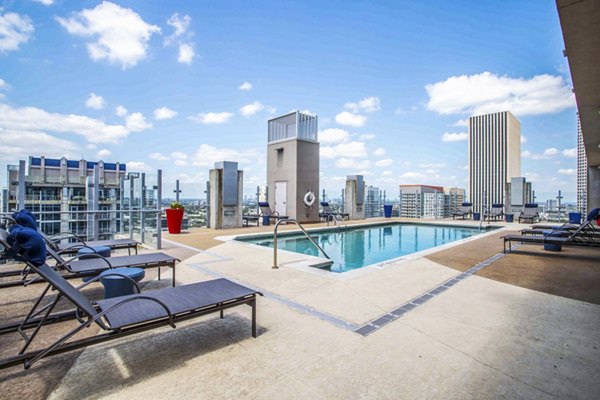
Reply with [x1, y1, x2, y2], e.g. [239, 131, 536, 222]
[272, 219, 331, 269]
[326, 213, 347, 230]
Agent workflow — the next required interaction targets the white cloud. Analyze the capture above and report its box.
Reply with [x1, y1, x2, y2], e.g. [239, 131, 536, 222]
[453, 118, 469, 127]
[0, 12, 34, 52]
[126, 161, 154, 172]
[320, 141, 368, 159]
[166, 13, 190, 38]
[335, 111, 367, 127]
[191, 144, 259, 167]
[521, 135, 527, 144]
[96, 148, 111, 159]
[382, 171, 393, 176]
[154, 106, 177, 120]
[558, 169, 576, 175]
[562, 148, 576, 158]
[319, 128, 350, 144]
[425, 72, 575, 116]
[56, 2, 160, 69]
[373, 147, 386, 156]
[359, 133, 375, 140]
[335, 158, 370, 169]
[178, 43, 194, 64]
[115, 105, 128, 117]
[174, 159, 188, 167]
[238, 82, 252, 91]
[442, 132, 468, 142]
[375, 159, 393, 167]
[149, 152, 169, 161]
[85, 92, 105, 110]
[0, 78, 9, 89]
[0, 130, 78, 163]
[190, 112, 234, 125]
[543, 148, 558, 157]
[521, 150, 532, 158]
[522, 147, 559, 160]
[399, 171, 426, 180]
[125, 112, 152, 132]
[0, 103, 130, 143]
[171, 151, 188, 160]
[419, 163, 446, 169]
[240, 101, 264, 117]
[344, 96, 380, 113]
[33, 0, 54, 5]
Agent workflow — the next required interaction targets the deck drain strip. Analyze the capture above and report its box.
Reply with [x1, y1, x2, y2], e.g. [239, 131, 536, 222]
[189, 263, 361, 331]
[354, 245, 521, 336]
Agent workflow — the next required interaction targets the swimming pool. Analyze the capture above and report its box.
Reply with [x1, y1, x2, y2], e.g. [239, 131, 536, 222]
[237, 223, 493, 273]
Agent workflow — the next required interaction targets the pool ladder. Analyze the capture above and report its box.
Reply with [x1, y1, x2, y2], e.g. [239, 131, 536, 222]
[326, 214, 347, 230]
[272, 219, 331, 269]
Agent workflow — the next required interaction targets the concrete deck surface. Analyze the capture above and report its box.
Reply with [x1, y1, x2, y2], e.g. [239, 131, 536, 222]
[1, 218, 599, 399]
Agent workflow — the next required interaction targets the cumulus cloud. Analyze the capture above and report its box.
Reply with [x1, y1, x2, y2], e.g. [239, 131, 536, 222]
[126, 161, 154, 172]
[543, 148, 558, 157]
[522, 147, 559, 160]
[56, 2, 160, 69]
[359, 133, 375, 140]
[344, 96, 380, 113]
[33, 0, 54, 4]
[419, 163, 446, 169]
[425, 72, 575, 116]
[373, 148, 386, 157]
[0, 103, 130, 143]
[562, 148, 576, 158]
[96, 148, 111, 159]
[153, 106, 177, 120]
[335, 158, 370, 169]
[399, 171, 426, 180]
[240, 101, 264, 117]
[0, 78, 7, 89]
[320, 141, 368, 159]
[453, 118, 469, 127]
[115, 105, 128, 117]
[178, 43, 194, 64]
[558, 169, 575, 175]
[375, 159, 393, 167]
[0, 12, 34, 52]
[166, 13, 190, 39]
[85, 92, 105, 110]
[521, 135, 527, 144]
[149, 152, 169, 160]
[442, 132, 468, 142]
[382, 170, 393, 176]
[238, 82, 252, 91]
[191, 144, 259, 167]
[0, 130, 78, 163]
[171, 151, 187, 160]
[335, 111, 367, 127]
[319, 128, 350, 144]
[189, 112, 233, 124]
[125, 112, 152, 132]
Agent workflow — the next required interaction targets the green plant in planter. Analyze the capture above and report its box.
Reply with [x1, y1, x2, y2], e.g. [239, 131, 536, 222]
[170, 201, 184, 210]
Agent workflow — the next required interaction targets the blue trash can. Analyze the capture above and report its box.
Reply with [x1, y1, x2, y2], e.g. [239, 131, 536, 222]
[100, 267, 145, 299]
[568, 212, 581, 224]
[473, 212, 480, 221]
[543, 230, 563, 252]
[505, 214, 514, 223]
[383, 205, 393, 218]
[262, 216, 270, 226]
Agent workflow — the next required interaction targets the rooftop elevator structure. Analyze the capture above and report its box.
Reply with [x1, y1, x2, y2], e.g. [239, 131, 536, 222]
[266, 111, 319, 223]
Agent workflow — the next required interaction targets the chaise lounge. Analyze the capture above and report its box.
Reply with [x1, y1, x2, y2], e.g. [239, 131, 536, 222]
[319, 202, 349, 221]
[518, 203, 539, 224]
[452, 202, 473, 220]
[258, 202, 289, 225]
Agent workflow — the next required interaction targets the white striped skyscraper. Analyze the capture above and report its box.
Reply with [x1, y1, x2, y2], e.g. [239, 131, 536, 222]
[468, 111, 521, 214]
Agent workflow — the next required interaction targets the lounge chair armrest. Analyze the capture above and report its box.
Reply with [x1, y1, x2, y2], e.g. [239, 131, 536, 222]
[57, 253, 113, 270]
[49, 232, 86, 244]
[77, 273, 142, 293]
[57, 243, 97, 255]
[93, 296, 176, 328]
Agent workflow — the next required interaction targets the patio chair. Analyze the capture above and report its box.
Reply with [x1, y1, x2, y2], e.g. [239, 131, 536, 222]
[0, 226, 178, 289]
[11, 209, 139, 255]
[503, 208, 600, 253]
[486, 204, 504, 222]
[0, 227, 262, 370]
[452, 202, 473, 220]
[518, 203, 539, 224]
[319, 202, 349, 221]
[258, 202, 288, 224]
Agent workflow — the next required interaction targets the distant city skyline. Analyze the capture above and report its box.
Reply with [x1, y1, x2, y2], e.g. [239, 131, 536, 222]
[0, 1, 578, 201]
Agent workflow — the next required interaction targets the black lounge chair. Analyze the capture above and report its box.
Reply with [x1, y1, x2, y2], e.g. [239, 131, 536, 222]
[258, 202, 288, 224]
[11, 209, 139, 255]
[452, 202, 472, 220]
[319, 202, 349, 221]
[0, 227, 178, 289]
[486, 204, 504, 222]
[503, 208, 600, 253]
[518, 203, 539, 224]
[0, 228, 262, 370]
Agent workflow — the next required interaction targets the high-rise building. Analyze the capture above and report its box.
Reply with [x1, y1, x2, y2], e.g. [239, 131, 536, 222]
[5, 156, 125, 240]
[364, 185, 381, 218]
[576, 115, 588, 216]
[443, 187, 466, 217]
[399, 184, 445, 219]
[469, 111, 521, 214]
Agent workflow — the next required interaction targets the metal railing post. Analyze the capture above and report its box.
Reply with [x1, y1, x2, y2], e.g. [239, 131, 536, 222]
[156, 170, 162, 249]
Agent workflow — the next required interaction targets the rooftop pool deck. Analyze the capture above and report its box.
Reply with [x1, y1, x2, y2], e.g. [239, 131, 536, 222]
[2, 217, 600, 399]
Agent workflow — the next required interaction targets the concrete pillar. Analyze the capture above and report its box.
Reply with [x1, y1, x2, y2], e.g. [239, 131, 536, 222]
[588, 166, 600, 212]
[17, 160, 26, 210]
[344, 175, 365, 220]
[208, 161, 243, 229]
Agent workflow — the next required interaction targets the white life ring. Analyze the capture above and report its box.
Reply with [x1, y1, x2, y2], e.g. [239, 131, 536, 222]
[303, 191, 316, 207]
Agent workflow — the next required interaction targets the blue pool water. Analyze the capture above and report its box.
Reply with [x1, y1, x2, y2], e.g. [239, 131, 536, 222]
[237, 223, 491, 273]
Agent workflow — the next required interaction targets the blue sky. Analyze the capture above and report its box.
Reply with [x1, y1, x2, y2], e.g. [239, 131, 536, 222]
[0, 0, 578, 201]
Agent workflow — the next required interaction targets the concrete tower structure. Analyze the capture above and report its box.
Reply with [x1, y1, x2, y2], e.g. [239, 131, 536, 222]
[266, 111, 320, 223]
[576, 115, 588, 216]
[468, 111, 521, 214]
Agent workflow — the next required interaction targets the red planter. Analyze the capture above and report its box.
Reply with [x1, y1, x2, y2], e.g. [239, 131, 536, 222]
[166, 208, 184, 234]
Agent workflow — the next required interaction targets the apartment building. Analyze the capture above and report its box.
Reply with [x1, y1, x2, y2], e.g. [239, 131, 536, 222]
[577, 116, 588, 216]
